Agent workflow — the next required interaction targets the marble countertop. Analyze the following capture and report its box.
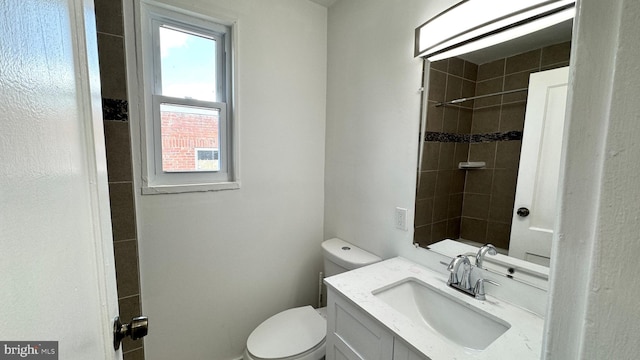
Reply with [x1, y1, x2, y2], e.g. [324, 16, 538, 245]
[324, 257, 544, 360]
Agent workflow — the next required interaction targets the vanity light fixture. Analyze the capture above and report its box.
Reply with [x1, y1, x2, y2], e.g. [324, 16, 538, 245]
[415, 0, 576, 60]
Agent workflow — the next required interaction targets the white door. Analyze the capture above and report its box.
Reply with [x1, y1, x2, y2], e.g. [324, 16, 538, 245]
[509, 67, 570, 266]
[0, 1, 121, 359]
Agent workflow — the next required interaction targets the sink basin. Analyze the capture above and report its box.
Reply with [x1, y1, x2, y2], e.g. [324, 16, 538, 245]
[373, 278, 511, 350]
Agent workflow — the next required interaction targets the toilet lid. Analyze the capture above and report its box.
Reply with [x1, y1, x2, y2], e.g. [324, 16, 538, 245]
[247, 306, 326, 359]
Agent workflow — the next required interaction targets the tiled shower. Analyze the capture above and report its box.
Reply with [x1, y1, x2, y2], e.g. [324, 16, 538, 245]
[94, 0, 145, 359]
[415, 42, 571, 249]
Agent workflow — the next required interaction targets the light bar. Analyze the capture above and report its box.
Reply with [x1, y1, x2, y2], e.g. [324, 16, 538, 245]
[415, 0, 575, 59]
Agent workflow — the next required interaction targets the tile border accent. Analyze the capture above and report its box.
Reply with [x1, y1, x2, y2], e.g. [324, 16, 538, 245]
[424, 131, 523, 143]
[103, 98, 129, 121]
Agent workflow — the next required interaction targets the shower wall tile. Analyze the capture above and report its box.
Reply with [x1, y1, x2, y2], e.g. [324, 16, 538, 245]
[468, 143, 497, 168]
[114, 240, 140, 298]
[453, 143, 470, 166]
[414, 224, 432, 247]
[430, 59, 448, 72]
[489, 195, 516, 223]
[123, 349, 145, 360]
[432, 221, 448, 242]
[487, 222, 511, 250]
[109, 183, 136, 241]
[463, 61, 478, 81]
[495, 141, 522, 169]
[503, 71, 532, 103]
[426, 102, 444, 132]
[448, 57, 465, 77]
[541, 41, 571, 67]
[446, 217, 462, 240]
[433, 196, 450, 222]
[415, 198, 434, 227]
[94, 2, 145, 358]
[505, 49, 541, 74]
[94, 0, 124, 35]
[500, 102, 527, 131]
[435, 170, 453, 194]
[446, 75, 463, 100]
[461, 218, 487, 243]
[462, 193, 491, 219]
[417, 171, 437, 199]
[462, 79, 476, 102]
[457, 109, 473, 133]
[464, 170, 493, 194]
[428, 69, 447, 102]
[450, 171, 466, 195]
[474, 78, 503, 108]
[477, 58, 505, 81]
[97, 33, 127, 101]
[437, 143, 456, 170]
[415, 57, 478, 246]
[421, 142, 441, 170]
[491, 169, 519, 198]
[448, 194, 464, 217]
[442, 107, 460, 133]
[471, 106, 500, 134]
[104, 121, 133, 182]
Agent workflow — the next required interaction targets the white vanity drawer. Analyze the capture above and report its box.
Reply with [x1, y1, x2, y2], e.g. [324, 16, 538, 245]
[326, 288, 394, 360]
[393, 338, 429, 360]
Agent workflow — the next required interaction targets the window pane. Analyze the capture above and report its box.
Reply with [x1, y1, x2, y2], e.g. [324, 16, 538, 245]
[159, 26, 217, 101]
[160, 104, 220, 172]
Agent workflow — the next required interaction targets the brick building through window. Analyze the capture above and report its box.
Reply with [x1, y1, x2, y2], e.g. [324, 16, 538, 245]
[160, 105, 220, 172]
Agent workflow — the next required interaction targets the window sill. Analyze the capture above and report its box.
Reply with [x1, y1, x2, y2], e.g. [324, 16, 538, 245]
[141, 181, 240, 195]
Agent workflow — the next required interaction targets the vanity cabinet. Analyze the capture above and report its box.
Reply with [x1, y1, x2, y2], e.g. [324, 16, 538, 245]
[326, 288, 427, 360]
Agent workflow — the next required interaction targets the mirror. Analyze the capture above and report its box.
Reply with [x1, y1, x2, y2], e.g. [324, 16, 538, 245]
[413, 18, 573, 269]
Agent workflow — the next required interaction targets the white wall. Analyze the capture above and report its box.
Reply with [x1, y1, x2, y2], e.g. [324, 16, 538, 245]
[126, 1, 327, 359]
[544, 0, 640, 358]
[324, 0, 456, 259]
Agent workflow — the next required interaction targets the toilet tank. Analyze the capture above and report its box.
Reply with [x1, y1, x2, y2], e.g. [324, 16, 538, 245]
[322, 238, 381, 277]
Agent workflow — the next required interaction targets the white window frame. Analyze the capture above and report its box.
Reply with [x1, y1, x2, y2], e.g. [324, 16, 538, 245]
[134, 1, 239, 194]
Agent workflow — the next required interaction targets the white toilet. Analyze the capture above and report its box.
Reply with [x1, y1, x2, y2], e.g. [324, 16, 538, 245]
[243, 238, 381, 360]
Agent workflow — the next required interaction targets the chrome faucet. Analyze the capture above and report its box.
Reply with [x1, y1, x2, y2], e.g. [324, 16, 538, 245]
[475, 244, 497, 268]
[447, 255, 472, 291]
[447, 253, 500, 300]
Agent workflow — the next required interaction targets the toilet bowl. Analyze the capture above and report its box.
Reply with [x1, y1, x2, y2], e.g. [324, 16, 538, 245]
[243, 238, 381, 360]
[244, 306, 326, 360]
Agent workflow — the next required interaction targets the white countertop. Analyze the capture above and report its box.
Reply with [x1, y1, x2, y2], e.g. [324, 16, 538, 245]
[324, 257, 544, 360]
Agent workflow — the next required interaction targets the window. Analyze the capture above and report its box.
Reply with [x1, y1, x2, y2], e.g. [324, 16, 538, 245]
[137, 2, 238, 193]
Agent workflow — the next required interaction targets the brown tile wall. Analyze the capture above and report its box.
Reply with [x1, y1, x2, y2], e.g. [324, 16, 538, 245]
[461, 42, 571, 249]
[414, 58, 477, 247]
[94, 0, 145, 359]
[416, 42, 571, 250]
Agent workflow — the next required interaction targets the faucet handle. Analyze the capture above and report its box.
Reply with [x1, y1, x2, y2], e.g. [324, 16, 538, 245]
[474, 278, 500, 301]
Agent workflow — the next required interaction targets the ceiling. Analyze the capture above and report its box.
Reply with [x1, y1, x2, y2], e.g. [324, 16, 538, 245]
[458, 19, 574, 64]
[309, 0, 338, 8]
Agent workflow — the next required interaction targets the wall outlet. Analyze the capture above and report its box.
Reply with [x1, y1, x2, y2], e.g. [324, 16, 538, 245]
[395, 207, 408, 231]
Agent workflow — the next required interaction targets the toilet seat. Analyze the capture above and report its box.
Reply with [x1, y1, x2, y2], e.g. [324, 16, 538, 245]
[245, 306, 326, 360]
